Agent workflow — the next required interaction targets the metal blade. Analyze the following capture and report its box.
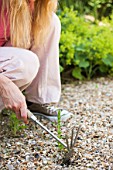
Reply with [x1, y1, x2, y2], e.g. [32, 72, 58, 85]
[65, 134, 70, 151]
[70, 127, 74, 148]
[73, 125, 81, 147]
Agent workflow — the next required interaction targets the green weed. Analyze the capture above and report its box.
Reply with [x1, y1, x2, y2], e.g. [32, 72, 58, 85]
[57, 110, 64, 150]
[9, 112, 26, 136]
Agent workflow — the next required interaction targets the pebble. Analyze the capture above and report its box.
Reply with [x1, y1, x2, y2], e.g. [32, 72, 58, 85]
[6, 164, 14, 170]
[84, 154, 93, 160]
[25, 155, 34, 162]
[28, 140, 36, 145]
[34, 153, 40, 159]
[42, 157, 48, 165]
[111, 121, 113, 126]
[7, 143, 11, 147]
[15, 142, 20, 145]
[27, 162, 35, 168]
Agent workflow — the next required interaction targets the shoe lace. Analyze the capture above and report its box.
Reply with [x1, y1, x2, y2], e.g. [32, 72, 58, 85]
[41, 103, 58, 112]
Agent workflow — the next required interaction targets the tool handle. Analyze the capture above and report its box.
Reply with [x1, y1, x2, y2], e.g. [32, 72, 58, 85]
[27, 109, 35, 119]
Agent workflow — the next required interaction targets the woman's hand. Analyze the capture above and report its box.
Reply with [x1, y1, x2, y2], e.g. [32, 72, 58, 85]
[0, 75, 28, 124]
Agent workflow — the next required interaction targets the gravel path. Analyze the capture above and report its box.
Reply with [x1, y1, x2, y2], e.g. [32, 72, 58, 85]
[0, 77, 113, 170]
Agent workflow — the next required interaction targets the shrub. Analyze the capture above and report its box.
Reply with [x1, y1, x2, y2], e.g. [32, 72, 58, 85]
[59, 0, 113, 19]
[58, 7, 113, 80]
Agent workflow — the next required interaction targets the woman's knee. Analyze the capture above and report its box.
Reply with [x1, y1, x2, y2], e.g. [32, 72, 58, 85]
[20, 50, 40, 84]
[0, 47, 39, 88]
[4, 47, 40, 85]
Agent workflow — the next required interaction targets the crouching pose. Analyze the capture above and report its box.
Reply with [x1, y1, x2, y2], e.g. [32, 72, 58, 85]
[0, 0, 71, 123]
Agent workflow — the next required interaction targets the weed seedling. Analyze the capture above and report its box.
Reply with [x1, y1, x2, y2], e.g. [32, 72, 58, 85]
[9, 112, 26, 136]
[57, 110, 64, 150]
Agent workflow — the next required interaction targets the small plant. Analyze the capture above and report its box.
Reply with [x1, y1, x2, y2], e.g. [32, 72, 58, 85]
[57, 110, 64, 150]
[9, 112, 26, 136]
[95, 84, 99, 89]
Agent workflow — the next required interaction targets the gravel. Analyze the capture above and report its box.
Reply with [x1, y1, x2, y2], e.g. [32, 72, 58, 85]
[0, 77, 113, 170]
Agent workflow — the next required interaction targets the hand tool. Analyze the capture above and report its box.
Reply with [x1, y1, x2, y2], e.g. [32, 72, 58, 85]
[63, 126, 81, 164]
[27, 109, 81, 163]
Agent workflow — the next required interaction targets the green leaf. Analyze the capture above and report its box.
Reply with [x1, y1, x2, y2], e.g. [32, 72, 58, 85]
[76, 44, 86, 52]
[99, 65, 108, 73]
[79, 60, 89, 68]
[60, 65, 64, 73]
[72, 67, 84, 80]
[102, 54, 113, 67]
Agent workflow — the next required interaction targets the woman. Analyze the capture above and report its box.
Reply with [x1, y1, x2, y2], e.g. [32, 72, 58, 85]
[0, 0, 71, 123]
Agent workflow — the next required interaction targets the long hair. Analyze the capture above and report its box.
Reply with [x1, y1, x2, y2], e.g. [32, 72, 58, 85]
[1, 0, 58, 48]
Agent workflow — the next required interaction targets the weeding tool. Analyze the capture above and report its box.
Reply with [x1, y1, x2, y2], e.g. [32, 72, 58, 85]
[27, 109, 67, 149]
[27, 109, 81, 163]
[62, 126, 81, 164]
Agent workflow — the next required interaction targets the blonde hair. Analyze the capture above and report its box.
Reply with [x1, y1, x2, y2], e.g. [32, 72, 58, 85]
[1, 0, 58, 48]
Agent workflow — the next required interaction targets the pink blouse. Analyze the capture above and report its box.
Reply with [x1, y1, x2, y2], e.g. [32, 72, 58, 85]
[0, 1, 10, 46]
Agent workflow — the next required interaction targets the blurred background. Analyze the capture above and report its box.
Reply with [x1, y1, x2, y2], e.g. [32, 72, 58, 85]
[57, 0, 113, 81]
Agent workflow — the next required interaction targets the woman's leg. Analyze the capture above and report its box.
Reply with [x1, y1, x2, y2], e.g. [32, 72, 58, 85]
[25, 13, 61, 104]
[0, 47, 39, 111]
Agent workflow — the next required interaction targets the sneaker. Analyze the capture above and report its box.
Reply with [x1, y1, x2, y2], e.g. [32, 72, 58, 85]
[27, 101, 72, 122]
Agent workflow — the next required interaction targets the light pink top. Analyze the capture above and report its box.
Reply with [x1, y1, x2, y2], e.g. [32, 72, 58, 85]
[0, 1, 10, 46]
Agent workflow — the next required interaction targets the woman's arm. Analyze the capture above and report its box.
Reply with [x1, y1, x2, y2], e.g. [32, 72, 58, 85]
[0, 74, 28, 123]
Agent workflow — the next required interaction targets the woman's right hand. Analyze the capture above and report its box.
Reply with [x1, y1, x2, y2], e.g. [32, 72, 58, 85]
[0, 75, 28, 124]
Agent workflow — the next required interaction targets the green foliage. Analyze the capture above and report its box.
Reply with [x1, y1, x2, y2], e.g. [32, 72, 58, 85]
[59, 0, 113, 19]
[88, 0, 112, 20]
[60, 65, 64, 73]
[58, 7, 113, 80]
[9, 112, 26, 136]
